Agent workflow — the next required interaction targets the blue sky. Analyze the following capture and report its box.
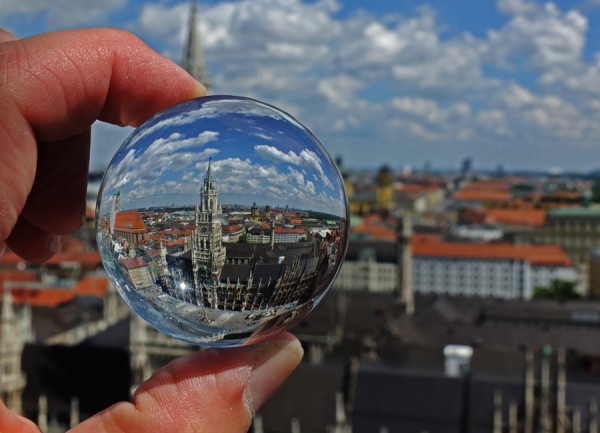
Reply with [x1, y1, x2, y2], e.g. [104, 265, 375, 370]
[98, 97, 346, 214]
[4, 0, 600, 172]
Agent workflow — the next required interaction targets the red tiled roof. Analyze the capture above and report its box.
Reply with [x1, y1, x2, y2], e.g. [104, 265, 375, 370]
[119, 257, 149, 269]
[455, 190, 511, 202]
[412, 234, 571, 266]
[274, 227, 305, 234]
[352, 224, 396, 241]
[223, 224, 244, 233]
[6, 274, 108, 307]
[484, 209, 546, 227]
[114, 210, 147, 233]
[461, 181, 511, 192]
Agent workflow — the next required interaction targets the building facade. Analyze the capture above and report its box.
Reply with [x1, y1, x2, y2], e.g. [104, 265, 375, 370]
[514, 207, 600, 267]
[192, 159, 226, 286]
[412, 235, 578, 299]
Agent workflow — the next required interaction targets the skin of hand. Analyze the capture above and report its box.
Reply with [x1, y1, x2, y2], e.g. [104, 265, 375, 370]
[0, 28, 303, 432]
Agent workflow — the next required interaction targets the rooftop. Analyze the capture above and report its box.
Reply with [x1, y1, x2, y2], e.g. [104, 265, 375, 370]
[114, 210, 147, 232]
[412, 234, 572, 266]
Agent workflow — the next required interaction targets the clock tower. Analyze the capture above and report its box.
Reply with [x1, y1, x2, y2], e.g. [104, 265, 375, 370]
[193, 159, 226, 292]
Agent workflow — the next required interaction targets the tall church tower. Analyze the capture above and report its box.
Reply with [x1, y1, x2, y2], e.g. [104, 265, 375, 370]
[396, 214, 414, 316]
[193, 159, 226, 288]
[376, 165, 394, 214]
[183, 0, 211, 90]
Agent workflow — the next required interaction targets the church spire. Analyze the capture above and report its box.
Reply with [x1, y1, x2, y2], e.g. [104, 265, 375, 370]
[206, 157, 213, 181]
[183, 0, 211, 90]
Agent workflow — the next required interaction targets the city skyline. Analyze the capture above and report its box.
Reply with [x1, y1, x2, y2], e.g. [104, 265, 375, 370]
[5, 0, 600, 172]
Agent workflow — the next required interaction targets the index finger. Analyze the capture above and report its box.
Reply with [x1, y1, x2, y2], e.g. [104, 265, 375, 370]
[0, 28, 206, 258]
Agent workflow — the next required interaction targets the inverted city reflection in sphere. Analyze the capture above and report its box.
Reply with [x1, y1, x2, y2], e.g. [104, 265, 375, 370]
[96, 96, 349, 347]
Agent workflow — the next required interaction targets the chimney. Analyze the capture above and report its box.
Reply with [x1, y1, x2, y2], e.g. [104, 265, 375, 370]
[493, 390, 503, 433]
[443, 345, 473, 378]
[70, 397, 80, 428]
[509, 400, 518, 433]
[38, 394, 48, 433]
[573, 407, 582, 433]
[556, 347, 566, 433]
[253, 415, 264, 433]
[590, 398, 598, 433]
[540, 345, 552, 433]
[524, 347, 534, 433]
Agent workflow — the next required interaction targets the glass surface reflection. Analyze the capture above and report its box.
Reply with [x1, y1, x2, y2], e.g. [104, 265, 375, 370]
[96, 96, 349, 347]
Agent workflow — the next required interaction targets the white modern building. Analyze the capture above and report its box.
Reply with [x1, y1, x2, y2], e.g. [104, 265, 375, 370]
[333, 242, 398, 293]
[273, 227, 306, 243]
[335, 236, 578, 300]
[412, 235, 578, 299]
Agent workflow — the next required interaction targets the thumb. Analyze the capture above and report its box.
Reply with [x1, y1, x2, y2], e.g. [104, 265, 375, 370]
[70, 333, 303, 433]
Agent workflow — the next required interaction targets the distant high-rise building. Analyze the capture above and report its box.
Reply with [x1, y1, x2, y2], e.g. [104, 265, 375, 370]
[376, 165, 394, 213]
[183, 0, 211, 90]
[461, 157, 472, 176]
[496, 163, 505, 178]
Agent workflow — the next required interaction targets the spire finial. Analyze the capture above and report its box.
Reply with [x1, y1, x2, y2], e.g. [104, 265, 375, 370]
[183, 0, 211, 90]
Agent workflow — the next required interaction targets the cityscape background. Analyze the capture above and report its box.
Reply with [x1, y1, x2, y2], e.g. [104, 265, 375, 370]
[4, 1, 600, 433]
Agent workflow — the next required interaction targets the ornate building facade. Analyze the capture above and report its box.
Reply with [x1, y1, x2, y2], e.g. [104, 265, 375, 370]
[192, 159, 227, 300]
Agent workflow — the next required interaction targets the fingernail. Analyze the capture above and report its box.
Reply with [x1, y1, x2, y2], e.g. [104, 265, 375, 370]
[49, 235, 61, 254]
[245, 335, 303, 415]
[193, 80, 207, 97]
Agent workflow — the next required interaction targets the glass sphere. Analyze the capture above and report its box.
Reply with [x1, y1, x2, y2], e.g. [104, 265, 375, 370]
[96, 96, 349, 347]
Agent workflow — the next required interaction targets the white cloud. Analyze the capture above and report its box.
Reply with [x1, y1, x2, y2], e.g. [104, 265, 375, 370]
[488, 1, 587, 72]
[0, 0, 126, 29]
[254, 144, 334, 190]
[15, 0, 600, 172]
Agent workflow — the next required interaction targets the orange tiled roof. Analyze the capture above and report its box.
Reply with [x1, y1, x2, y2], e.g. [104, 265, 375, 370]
[395, 184, 440, 195]
[351, 224, 396, 241]
[412, 234, 571, 266]
[274, 227, 305, 234]
[455, 190, 511, 202]
[114, 210, 147, 233]
[484, 209, 546, 227]
[119, 257, 149, 269]
[461, 181, 511, 192]
[6, 274, 108, 307]
[223, 224, 244, 233]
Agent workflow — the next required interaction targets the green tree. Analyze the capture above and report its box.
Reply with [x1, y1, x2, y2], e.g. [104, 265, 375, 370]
[238, 233, 247, 243]
[533, 279, 581, 301]
[592, 180, 600, 203]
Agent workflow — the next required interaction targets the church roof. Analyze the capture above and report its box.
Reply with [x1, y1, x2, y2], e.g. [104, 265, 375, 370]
[114, 210, 147, 233]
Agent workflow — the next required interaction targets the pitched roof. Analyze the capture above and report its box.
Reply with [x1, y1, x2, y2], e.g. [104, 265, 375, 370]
[119, 257, 149, 270]
[454, 190, 511, 202]
[114, 210, 147, 233]
[484, 209, 546, 227]
[412, 234, 572, 266]
[8, 274, 108, 307]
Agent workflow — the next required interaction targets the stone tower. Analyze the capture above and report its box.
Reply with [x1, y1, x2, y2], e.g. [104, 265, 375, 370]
[376, 165, 393, 214]
[183, 0, 211, 90]
[396, 214, 414, 316]
[0, 287, 28, 414]
[193, 159, 226, 292]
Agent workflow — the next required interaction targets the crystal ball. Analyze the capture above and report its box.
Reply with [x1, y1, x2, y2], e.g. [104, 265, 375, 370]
[96, 96, 349, 347]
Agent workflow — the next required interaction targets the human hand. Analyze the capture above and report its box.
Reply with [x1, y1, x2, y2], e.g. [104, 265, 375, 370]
[0, 27, 205, 262]
[1, 332, 303, 433]
[0, 28, 303, 432]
